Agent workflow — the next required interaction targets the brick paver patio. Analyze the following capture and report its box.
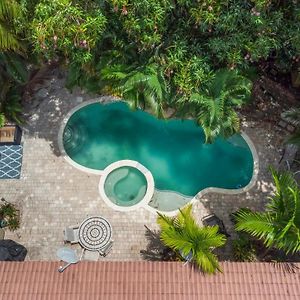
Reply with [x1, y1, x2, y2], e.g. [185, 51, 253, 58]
[0, 72, 284, 260]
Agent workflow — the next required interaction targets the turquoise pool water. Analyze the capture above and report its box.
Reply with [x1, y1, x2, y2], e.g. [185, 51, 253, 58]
[104, 166, 147, 206]
[63, 102, 254, 196]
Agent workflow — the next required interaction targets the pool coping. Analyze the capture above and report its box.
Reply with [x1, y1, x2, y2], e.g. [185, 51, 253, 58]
[144, 131, 259, 216]
[98, 160, 155, 212]
[58, 97, 259, 215]
[57, 96, 118, 175]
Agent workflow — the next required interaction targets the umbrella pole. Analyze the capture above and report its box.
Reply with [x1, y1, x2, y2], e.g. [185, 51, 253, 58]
[58, 262, 72, 273]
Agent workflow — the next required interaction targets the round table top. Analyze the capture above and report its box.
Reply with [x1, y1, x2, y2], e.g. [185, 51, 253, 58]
[78, 216, 112, 251]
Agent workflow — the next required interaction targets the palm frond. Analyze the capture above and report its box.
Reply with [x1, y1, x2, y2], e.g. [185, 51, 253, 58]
[1, 53, 28, 84]
[0, 24, 20, 51]
[235, 211, 275, 244]
[157, 204, 226, 273]
[194, 249, 222, 274]
[277, 187, 298, 241]
[235, 168, 300, 254]
[184, 69, 251, 143]
[100, 64, 129, 81]
[0, 113, 5, 127]
[285, 131, 300, 147]
[101, 63, 167, 117]
[0, 0, 22, 52]
[268, 167, 298, 215]
[282, 108, 300, 127]
[0, 0, 21, 21]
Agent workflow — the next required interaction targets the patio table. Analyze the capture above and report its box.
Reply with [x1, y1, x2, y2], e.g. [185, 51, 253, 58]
[78, 216, 112, 251]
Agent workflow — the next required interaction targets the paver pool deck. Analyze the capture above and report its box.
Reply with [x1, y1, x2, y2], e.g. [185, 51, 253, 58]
[0, 73, 284, 260]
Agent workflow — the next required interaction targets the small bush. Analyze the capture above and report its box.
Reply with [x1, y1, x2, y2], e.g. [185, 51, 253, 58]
[0, 198, 20, 231]
[232, 233, 257, 262]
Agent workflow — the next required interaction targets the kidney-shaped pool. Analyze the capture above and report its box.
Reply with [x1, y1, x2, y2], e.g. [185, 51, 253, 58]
[61, 101, 257, 211]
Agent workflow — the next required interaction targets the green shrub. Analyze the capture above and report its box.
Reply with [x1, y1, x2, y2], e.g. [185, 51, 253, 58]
[30, 0, 107, 65]
[21, 0, 300, 141]
[232, 233, 257, 262]
[0, 199, 20, 232]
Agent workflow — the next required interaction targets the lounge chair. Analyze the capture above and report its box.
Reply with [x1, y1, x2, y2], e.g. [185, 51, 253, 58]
[278, 144, 298, 171]
[99, 240, 114, 257]
[63, 225, 79, 244]
[0, 125, 22, 145]
[202, 214, 230, 237]
[80, 249, 100, 261]
[80, 240, 114, 261]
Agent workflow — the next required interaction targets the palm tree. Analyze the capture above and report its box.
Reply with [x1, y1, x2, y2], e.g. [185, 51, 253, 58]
[101, 63, 168, 118]
[157, 204, 226, 274]
[235, 167, 300, 255]
[179, 69, 252, 143]
[0, 0, 22, 51]
[0, 0, 25, 126]
[282, 108, 300, 146]
[0, 53, 28, 126]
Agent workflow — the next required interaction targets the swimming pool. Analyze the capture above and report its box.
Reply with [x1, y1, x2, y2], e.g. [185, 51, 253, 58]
[60, 100, 257, 211]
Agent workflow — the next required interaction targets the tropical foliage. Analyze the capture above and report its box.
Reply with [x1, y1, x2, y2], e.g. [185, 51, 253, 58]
[282, 108, 300, 146]
[0, 53, 28, 126]
[235, 167, 300, 255]
[232, 233, 257, 262]
[178, 70, 252, 143]
[101, 63, 168, 117]
[157, 204, 226, 274]
[1, 0, 300, 139]
[0, 198, 20, 231]
[30, 0, 107, 64]
[0, 0, 26, 126]
[0, 0, 22, 51]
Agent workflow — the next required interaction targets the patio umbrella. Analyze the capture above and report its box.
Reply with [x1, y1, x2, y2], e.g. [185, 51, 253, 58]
[57, 247, 79, 273]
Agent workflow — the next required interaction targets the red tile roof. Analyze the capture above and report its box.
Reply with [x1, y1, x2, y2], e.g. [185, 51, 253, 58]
[0, 261, 299, 300]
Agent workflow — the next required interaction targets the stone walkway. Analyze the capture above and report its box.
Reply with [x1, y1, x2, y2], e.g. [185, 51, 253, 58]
[0, 71, 286, 261]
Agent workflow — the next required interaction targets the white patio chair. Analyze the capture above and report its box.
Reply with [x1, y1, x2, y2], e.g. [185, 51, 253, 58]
[63, 225, 79, 244]
[80, 249, 100, 261]
[80, 241, 113, 261]
[99, 240, 114, 257]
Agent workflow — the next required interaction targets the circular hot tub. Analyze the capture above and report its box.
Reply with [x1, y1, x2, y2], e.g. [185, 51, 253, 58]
[104, 166, 147, 206]
[99, 160, 155, 211]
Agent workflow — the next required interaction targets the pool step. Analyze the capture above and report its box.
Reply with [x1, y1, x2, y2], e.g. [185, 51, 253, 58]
[104, 168, 129, 202]
[63, 124, 88, 155]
